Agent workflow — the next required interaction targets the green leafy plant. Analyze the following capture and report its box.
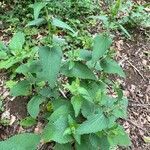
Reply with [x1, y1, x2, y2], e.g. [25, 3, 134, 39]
[90, 0, 150, 38]
[0, 32, 38, 71]
[0, 1, 131, 150]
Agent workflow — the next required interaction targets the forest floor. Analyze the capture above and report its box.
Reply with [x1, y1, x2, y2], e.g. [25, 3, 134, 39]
[0, 26, 149, 150]
[0, 1, 150, 150]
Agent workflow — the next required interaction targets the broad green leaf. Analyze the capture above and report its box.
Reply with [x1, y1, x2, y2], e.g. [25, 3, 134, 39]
[81, 100, 95, 118]
[52, 18, 76, 34]
[52, 99, 71, 111]
[39, 87, 58, 98]
[61, 61, 96, 80]
[9, 32, 25, 54]
[54, 143, 72, 150]
[20, 117, 36, 127]
[16, 60, 42, 74]
[92, 34, 112, 63]
[78, 49, 92, 61]
[77, 113, 108, 134]
[31, 2, 46, 19]
[112, 98, 128, 118]
[38, 46, 62, 88]
[75, 135, 99, 150]
[15, 63, 31, 74]
[10, 80, 31, 96]
[42, 116, 72, 144]
[81, 81, 107, 103]
[0, 133, 40, 150]
[90, 135, 110, 150]
[6, 80, 17, 89]
[26, 18, 46, 27]
[100, 57, 125, 77]
[27, 95, 45, 118]
[107, 125, 131, 146]
[48, 104, 73, 122]
[78, 87, 93, 103]
[71, 95, 83, 117]
[0, 51, 7, 60]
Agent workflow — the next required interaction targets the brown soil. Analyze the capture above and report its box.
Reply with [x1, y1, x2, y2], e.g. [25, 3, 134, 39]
[114, 30, 150, 150]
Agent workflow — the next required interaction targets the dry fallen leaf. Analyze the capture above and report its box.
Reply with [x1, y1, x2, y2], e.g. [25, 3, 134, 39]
[1, 109, 10, 120]
[143, 136, 150, 143]
[9, 115, 16, 125]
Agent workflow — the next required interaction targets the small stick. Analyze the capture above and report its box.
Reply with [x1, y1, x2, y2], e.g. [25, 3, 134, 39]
[129, 103, 150, 107]
[125, 119, 147, 132]
[126, 60, 145, 80]
[59, 88, 67, 99]
[0, 72, 8, 76]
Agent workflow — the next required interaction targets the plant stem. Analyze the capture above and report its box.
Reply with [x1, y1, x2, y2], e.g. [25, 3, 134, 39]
[45, 5, 53, 45]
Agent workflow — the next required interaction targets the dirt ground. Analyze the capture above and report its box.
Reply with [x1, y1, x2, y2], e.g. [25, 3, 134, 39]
[115, 30, 150, 149]
[0, 1, 150, 150]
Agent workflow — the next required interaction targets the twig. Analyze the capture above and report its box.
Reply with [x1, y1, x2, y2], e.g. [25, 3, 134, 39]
[129, 103, 150, 107]
[126, 60, 145, 80]
[59, 88, 67, 99]
[125, 119, 147, 132]
[0, 72, 8, 76]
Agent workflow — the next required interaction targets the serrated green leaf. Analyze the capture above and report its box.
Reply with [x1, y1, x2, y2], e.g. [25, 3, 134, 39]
[61, 61, 96, 80]
[16, 60, 41, 74]
[10, 80, 31, 96]
[81, 100, 95, 118]
[90, 134, 110, 150]
[71, 95, 83, 117]
[39, 87, 58, 98]
[42, 116, 72, 144]
[112, 98, 128, 118]
[38, 46, 62, 88]
[48, 104, 73, 122]
[75, 135, 99, 150]
[26, 18, 46, 27]
[79, 49, 92, 61]
[0, 50, 7, 60]
[101, 57, 125, 77]
[20, 117, 36, 127]
[9, 32, 25, 54]
[27, 95, 45, 118]
[92, 34, 112, 63]
[52, 18, 76, 34]
[81, 81, 107, 104]
[0, 133, 40, 150]
[107, 125, 131, 146]
[31, 2, 46, 19]
[77, 113, 108, 134]
[52, 98, 71, 111]
[78, 87, 93, 103]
